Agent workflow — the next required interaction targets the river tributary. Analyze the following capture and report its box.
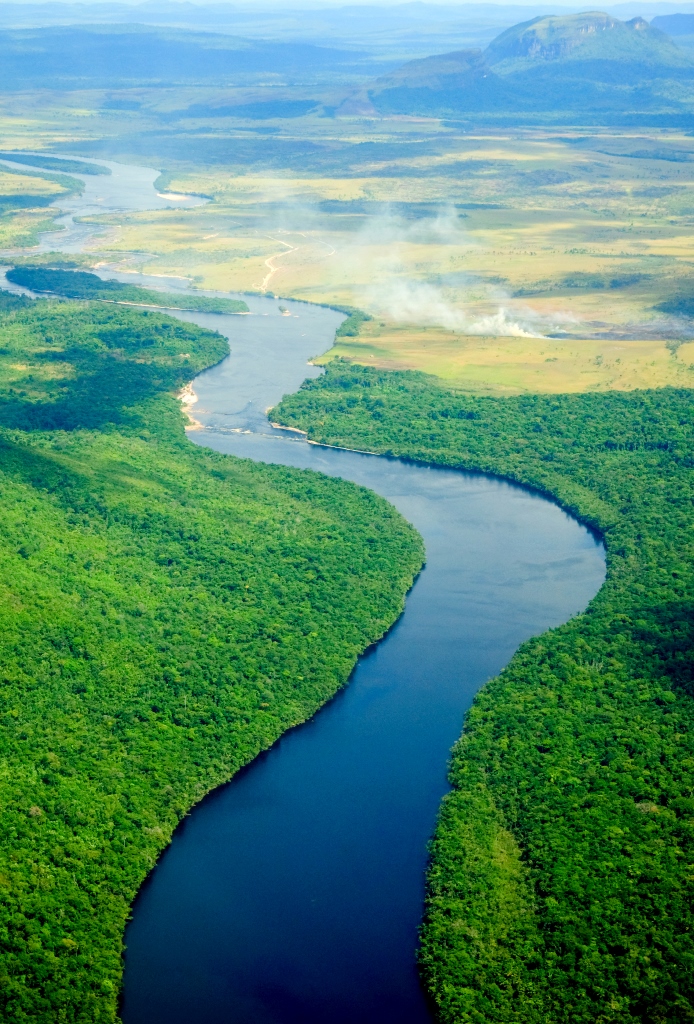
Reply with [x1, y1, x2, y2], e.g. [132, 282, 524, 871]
[2, 158, 606, 1024]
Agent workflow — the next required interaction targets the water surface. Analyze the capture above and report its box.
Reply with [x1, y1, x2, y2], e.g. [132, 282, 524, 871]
[120, 298, 605, 1024]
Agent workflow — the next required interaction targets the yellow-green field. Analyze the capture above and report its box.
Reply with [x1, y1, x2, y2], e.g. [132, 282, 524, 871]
[0, 210, 59, 249]
[95, 131, 694, 299]
[322, 320, 694, 393]
[0, 165, 73, 247]
[0, 169, 66, 197]
[3, 91, 694, 392]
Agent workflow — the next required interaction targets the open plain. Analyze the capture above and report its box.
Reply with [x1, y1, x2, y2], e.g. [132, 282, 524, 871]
[4, 97, 694, 391]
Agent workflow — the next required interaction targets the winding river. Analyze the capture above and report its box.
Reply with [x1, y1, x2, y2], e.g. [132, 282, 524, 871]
[2, 158, 606, 1024]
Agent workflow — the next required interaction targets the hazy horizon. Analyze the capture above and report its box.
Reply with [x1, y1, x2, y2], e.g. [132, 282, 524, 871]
[4, 0, 694, 10]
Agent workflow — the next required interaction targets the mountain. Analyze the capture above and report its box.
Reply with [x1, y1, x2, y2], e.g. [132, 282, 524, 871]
[365, 11, 694, 122]
[0, 3, 609, 62]
[485, 10, 685, 69]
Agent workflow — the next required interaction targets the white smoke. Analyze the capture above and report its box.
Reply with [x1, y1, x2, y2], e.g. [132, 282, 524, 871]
[241, 195, 567, 338]
[364, 278, 542, 337]
[346, 205, 547, 338]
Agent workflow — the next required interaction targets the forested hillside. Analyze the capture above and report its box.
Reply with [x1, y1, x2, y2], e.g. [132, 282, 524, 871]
[0, 298, 423, 1022]
[274, 363, 694, 1024]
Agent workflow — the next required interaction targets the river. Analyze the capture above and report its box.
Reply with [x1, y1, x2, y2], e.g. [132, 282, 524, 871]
[1, 157, 606, 1024]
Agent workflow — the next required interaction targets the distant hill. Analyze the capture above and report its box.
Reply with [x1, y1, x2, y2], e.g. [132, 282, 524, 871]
[651, 13, 694, 36]
[366, 11, 694, 123]
[650, 13, 694, 55]
[368, 49, 512, 114]
[0, 2, 597, 62]
[0, 25, 363, 90]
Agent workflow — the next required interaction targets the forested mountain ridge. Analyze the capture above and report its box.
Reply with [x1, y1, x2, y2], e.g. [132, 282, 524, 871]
[651, 13, 694, 37]
[0, 295, 423, 1021]
[273, 362, 694, 1024]
[366, 47, 512, 113]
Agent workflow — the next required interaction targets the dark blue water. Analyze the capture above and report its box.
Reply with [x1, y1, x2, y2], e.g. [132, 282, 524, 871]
[119, 297, 606, 1024]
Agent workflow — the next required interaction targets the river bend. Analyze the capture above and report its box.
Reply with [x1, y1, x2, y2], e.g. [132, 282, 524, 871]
[1, 158, 606, 1024]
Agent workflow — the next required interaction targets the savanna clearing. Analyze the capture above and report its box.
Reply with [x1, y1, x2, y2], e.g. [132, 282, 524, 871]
[3, 101, 694, 392]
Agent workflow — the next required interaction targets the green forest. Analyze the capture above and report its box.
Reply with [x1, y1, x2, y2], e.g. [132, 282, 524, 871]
[6, 267, 249, 315]
[0, 298, 423, 1022]
[274, 362, 694, 1024]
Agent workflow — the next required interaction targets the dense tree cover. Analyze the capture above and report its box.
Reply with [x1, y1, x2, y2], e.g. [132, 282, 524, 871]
[0, 306, 423, 1022]
[7, 267, 249, 315]
[273, 362, 694, 1024]
[0, 194, 56, 212]
[335, 307, 372, 338]
[0, 291, 227, 431]
[656, 293, 694, 319]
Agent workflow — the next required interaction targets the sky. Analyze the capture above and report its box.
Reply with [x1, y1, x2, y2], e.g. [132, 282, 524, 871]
[4, 0, 694, 18]
[4, 0, 691, 7]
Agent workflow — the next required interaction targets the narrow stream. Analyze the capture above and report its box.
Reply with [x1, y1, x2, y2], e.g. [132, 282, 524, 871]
[2, 160, 606, 1024]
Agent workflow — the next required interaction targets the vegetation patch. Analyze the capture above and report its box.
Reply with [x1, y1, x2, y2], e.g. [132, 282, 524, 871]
[78, 128, 694, 350]
[656, 292, 694, 319]
[0, 153, 109, 176]
[6, 267, 249, 315]
[0, 165, 82, 248]
[0, 211, 60, 249]
[334, 306, 372, 338]
[274, 361, 694, 1024]
[0, 302, 423, 1022]
[0, 163, 83, 199]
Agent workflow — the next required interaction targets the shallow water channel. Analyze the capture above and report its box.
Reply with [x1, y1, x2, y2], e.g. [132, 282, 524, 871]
[3, 159, 606, 1024]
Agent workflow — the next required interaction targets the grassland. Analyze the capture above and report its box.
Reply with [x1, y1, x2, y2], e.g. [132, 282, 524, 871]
[88, 128, 694, 312]
[1, 96, 691, 393]
[0, 210, 60, 249]
[0, 169, 66, 199]
[0, 163, 76, 248]
[323, 320, 694, 393]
